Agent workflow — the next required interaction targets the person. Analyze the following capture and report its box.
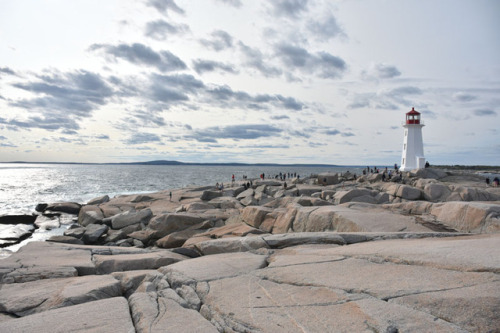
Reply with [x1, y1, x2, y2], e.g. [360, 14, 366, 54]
[493, 177, 499, 187]
[232, 174, 235, 183]
[425, 161, 430, 168]
[169, 192, 172, 201]
[486, 177, 490, 187]
[284, 182, 287, 189]
[382, 173, 386, 182]
[215, 182, 219, 190]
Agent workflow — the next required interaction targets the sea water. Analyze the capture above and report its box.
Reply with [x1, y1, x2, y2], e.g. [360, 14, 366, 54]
[0, 163, 366, 215]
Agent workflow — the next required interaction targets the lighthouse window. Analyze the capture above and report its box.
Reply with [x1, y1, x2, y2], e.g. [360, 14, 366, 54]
[405, 130, 407, 137]
[404, 144, 406, 150]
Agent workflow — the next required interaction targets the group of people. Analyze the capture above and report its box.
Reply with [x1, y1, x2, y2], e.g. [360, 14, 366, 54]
[485, 177, 500, 187]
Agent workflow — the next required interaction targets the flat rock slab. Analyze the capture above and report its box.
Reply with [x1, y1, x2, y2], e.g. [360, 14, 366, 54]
[129, 292, 218, 333]
[203, 274, 466, 332]
[0, 241, 95, 277]
[0, 275, 121, 316]
[94, 250, 189, 274]
[323, 234, 500, 273]
[0, 297, 135, 333]
[1, 265, 78, 284]
[160, 252, 268, 283]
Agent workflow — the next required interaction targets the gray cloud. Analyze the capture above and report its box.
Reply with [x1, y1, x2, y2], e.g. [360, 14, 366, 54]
[238, 42, 282, 77]
[215, 0, 242, 7]
[200, 30, 234, 51]
[189, 124, 283, 142]
[453, 92, 477, 102]
[268, 0, 309, 18]
[0, 67, 16, 76]
[125, 132, 162, 145]
[89, 43, 186, 72]
[144, 20, 190, 40]
[474, 109, 497, 116]
[271, 115, 290, 120]
[324, 129, 354, 137]
[5, 70, 113, 131]
[373, 63, 401, 79]
[145, 0, 184, 16]
[275, 43, 346, 78]
[307, 14, 344, 41]
[192, 59, 237, 75]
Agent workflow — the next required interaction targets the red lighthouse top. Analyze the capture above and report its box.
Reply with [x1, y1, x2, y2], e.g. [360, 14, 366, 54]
[406, 107, 421, 124]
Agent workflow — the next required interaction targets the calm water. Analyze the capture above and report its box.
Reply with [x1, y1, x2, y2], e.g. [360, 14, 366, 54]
[0, 163, 365, 215]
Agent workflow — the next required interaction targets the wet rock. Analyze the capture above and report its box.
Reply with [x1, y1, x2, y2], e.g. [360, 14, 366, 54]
[0, 224, 35, 247]
[45, 202, 81, 215]
[0, 214, 37, 225]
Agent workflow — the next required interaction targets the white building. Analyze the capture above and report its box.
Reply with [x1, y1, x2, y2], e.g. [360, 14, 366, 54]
[400, 107, 425, 171]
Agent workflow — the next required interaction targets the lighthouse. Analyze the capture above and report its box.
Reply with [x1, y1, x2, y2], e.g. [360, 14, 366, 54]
[400, 107, 425, 172]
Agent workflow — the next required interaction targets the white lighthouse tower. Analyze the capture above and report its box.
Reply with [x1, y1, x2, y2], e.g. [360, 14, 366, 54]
[400, 107, 425, 172]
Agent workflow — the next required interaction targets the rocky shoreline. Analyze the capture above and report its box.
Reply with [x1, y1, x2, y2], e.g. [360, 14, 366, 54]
[0, 168, 499, 332]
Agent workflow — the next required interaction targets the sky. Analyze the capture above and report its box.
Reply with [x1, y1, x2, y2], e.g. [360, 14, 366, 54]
[0, 0, 499, 165]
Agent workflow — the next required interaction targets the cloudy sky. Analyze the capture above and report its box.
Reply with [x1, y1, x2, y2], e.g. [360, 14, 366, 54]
[0, 0, 499, 165]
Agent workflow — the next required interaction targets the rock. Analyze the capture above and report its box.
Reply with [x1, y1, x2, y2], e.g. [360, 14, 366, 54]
[0, 274, 121, 316]
[0, 214, 37, 224]
[47, 235, 84, 245]
[78, 205, 104, 226]
[423, 183, 452, 201]
[200, 190, 222, 201]
[64, 226, 85, 239]
[87, 194, 110, 205]
[45, 202, 81, 215]
[35, 203, 48, 212]
[156, 229, 204, 248]
[82, 223, 108, 244]
[263, 232, 346, 248]
[176, 285, 201, 311]
[236, 188, 254, 199]
[0, 224, 35, 247]
[127, 229, 157, 245]
[185, 202, 214, 211]
[317, 172, 339, 185]
[196, 223, 265, 239]
[240, 195, 257, 206]
[241, 206, 273, 228]
[272, 207, 298, 234]
[111, 270, 167, 296]
[413, 168, 448, 179]
[195, 237, 269, 255]
[147, 213, 206, 239]
[1, 265, 78, 284]
[93, 251, 188, 274]
[396, 184, 423, 200]
[110, 208, 152, 230]
[34, 215, 60, 230]
[131, 194, 155, 203]
[129, 292, 218, 333]
[430, 201, 500, 233]
[160, 252, 268, 282]
[0, 297, 135, 333]
[333, 188, 374, 204]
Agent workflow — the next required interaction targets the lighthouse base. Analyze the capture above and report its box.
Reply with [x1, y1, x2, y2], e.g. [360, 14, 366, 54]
[400, 156, 426, 172]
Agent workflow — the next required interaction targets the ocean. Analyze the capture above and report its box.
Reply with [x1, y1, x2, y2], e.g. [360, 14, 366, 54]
[0, 163, 366, 215]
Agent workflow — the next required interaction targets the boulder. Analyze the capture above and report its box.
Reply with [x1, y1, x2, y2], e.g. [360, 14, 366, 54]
[47, 235, 84, 245]
[413, 168, 448, 179]
[423, 183, 452, 202]
[236, 188, 254, 199]
[333, 188, 374, 205]
[147, 213, 207, 239]
[396, 185, 423, 200]
[195, 237, 269, 255]
[195, 223, 265, 239]
[87, 195, 110, 205]
[78, 205, 104, 226]
[156, 229, 204, 248]
[317, 173, 339, 185]
[45, 202, 81, 215]
[240, 195, 258, 206]
[201, 190, 222, 201]
[430, 202, 500, 233]
[0, 214, 37, 225]
[0, 224, 35, 247]
[241, 206, 274, 228]
[110, 208, 153, 230]
[272, 207, 298, 234]
[82, 224, 108, 244]
[63, 226, 85, 239]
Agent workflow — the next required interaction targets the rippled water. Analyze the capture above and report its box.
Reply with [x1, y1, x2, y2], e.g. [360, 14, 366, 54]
[0, 163, 365, 215]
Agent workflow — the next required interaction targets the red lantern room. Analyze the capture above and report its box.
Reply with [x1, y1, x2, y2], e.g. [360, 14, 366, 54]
[406, 107, 421, 124]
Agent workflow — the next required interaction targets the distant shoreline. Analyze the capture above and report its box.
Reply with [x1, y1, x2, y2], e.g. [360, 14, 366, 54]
[1, 161, 499, 170]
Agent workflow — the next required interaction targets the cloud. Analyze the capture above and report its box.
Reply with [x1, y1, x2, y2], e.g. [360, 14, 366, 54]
[365, 63, 401, 79]
[275, 43, 346, 78]
[271, 115, 290, 120]
[200, 30, 234, 51]
[214, 0, 242, 7]
[192, 59, 238, 74]
[144, 0, 184, 16]
[204, 85, 303, 111]
[95, 134, 110, 140]
[190, 124, 283, 142]
[125, 132, 162, 145]
[474, 109, 497, 116]
[238, 42, 282, 77]
[268, 0, 309, 18]
[324, 129, 354, 137]
[144, 20, 190, 40]
[453, 92, 477, 102]
[89, 43, 186, 72]
[5, 70, 113, 131]
[0, 67, 16, 76]
[307, 13, 344, 41]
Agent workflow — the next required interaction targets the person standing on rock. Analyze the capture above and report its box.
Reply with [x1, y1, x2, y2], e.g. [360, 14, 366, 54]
[169, 192, 172, 201]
